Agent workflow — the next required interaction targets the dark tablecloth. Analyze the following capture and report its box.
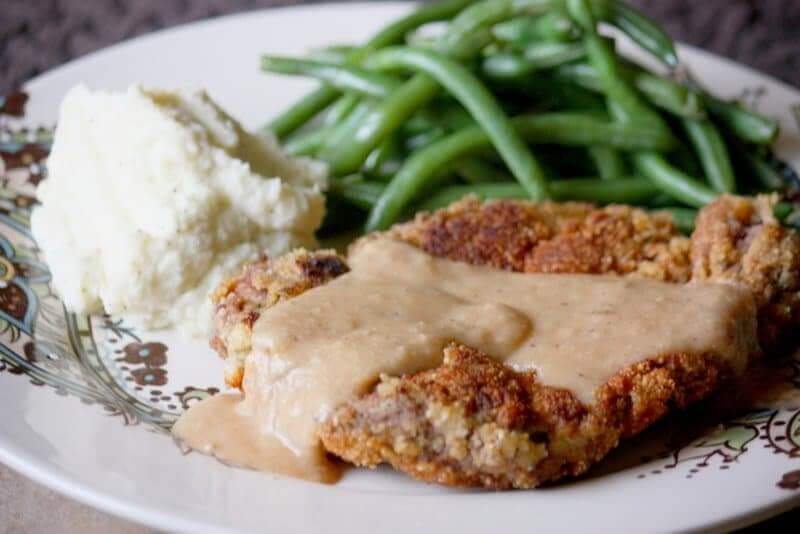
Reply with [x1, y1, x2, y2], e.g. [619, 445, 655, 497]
[2, 0, 800, 92]
[0, 1, 798, 532]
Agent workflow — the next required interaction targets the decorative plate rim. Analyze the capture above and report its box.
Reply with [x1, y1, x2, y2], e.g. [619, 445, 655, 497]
[1, 3, 799, 532]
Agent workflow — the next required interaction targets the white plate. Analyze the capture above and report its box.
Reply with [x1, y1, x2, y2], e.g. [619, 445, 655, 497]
[2, 2, 800, 532]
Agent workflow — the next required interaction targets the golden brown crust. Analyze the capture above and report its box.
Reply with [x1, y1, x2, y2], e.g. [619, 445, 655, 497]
[691, 194, 800, 350]
[389, 197, 692, 282]
[210, 248, 348, 387]
[208, 194, 800, 488]
[319, 343, 730, 489]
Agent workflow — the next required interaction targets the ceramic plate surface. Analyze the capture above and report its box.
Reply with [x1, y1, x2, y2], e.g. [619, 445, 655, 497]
[1, 3, 800, 532]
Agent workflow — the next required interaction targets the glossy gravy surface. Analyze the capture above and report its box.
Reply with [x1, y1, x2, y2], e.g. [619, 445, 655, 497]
[173, 238, 758, 481]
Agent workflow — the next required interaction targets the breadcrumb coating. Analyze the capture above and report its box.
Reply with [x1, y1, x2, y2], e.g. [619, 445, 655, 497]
[319, 343, 731, 489]
[691, 194, 800, 350]
[208, 195, 799, 487]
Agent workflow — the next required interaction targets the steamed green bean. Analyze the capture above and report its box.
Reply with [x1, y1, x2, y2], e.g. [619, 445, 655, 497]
[261, 56, 402, 98]
[681, 118, 736, 193]
[265, 0, 475, 137]
[366, 111, 675, 231]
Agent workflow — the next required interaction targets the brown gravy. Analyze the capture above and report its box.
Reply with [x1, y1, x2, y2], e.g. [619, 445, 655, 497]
[173, 238, 758, 481]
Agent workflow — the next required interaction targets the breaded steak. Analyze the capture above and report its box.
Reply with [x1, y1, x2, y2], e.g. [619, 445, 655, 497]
[209, 194, 800, 488]
[319, 343, 732, 489]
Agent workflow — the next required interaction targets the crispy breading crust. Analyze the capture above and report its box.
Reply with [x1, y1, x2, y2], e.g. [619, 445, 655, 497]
[691, 194, 800, 350]
[210, 249, 348, 387]
[389, 198, 692, 282]
[208, 195, 799, 488]
[319, 343, 731, 489]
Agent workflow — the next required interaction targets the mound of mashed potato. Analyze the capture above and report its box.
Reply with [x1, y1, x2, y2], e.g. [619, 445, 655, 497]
[31, 84, 326, 337]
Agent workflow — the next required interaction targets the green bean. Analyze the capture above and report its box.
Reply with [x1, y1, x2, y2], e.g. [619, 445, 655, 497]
[552, 63, 703, 118]
[266, 87, 339, 139]
[404, 106, 475, 135]
[406, 127, 448, 152]
[317, 72, 439, 173]
[703, 94, 779, 145]
[493, 76, 605, 111]
[366, 111, 674, 231]
[265, 0, 475, 137]
[647, 193, 677, 208]
[439, 0, 556, 55]
[665, 208, 698, 234]
[742, 150, 786, 190]
[604, 0, 678, 67]
[366, 46, 553, 201]
[317, 100, 375, 159]
[319, 0, 558, 174]
[418, 177, 659, 211]
[657, 207, 697, 234]
[569, 0, 709, 208]
[364, 135, 402, 177]
[261, 56, 402, 98]
[583, 34, 673, 136]
[284, 128, 329, 156]
[632, 152, 717, 207]
[668, 141, 703, 177]
[504, 10, 580, 43]
[633, 71, 704, 118]
[323, 93, 360, 126]
[738, 145, 800, 191]
[482, 43, 585, 80]
[589, 146, 627, 179]
[565, 0, 598, 29]
[454, 157, 510, 183]
[346, 0, 475, 61]
[522, 112, 670, 149]
[774, 202, 800, 231]
[681, 118, 736, 193]
[553, 176, 657, 202]
[330, 179, 385, 211]
[309, 44, 358, 64]
[773, 202, 793, 222]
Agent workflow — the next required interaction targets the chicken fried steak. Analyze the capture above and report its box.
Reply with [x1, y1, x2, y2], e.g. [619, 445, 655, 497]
[207, 195, 799, 488]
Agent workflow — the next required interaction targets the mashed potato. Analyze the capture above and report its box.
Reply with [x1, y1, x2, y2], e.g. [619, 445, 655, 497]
[31, 84, 326, 337]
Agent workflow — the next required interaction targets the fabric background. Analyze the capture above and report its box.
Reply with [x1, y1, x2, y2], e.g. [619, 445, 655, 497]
[2, 0, 800, 93]
[0, 1, 798, 532]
